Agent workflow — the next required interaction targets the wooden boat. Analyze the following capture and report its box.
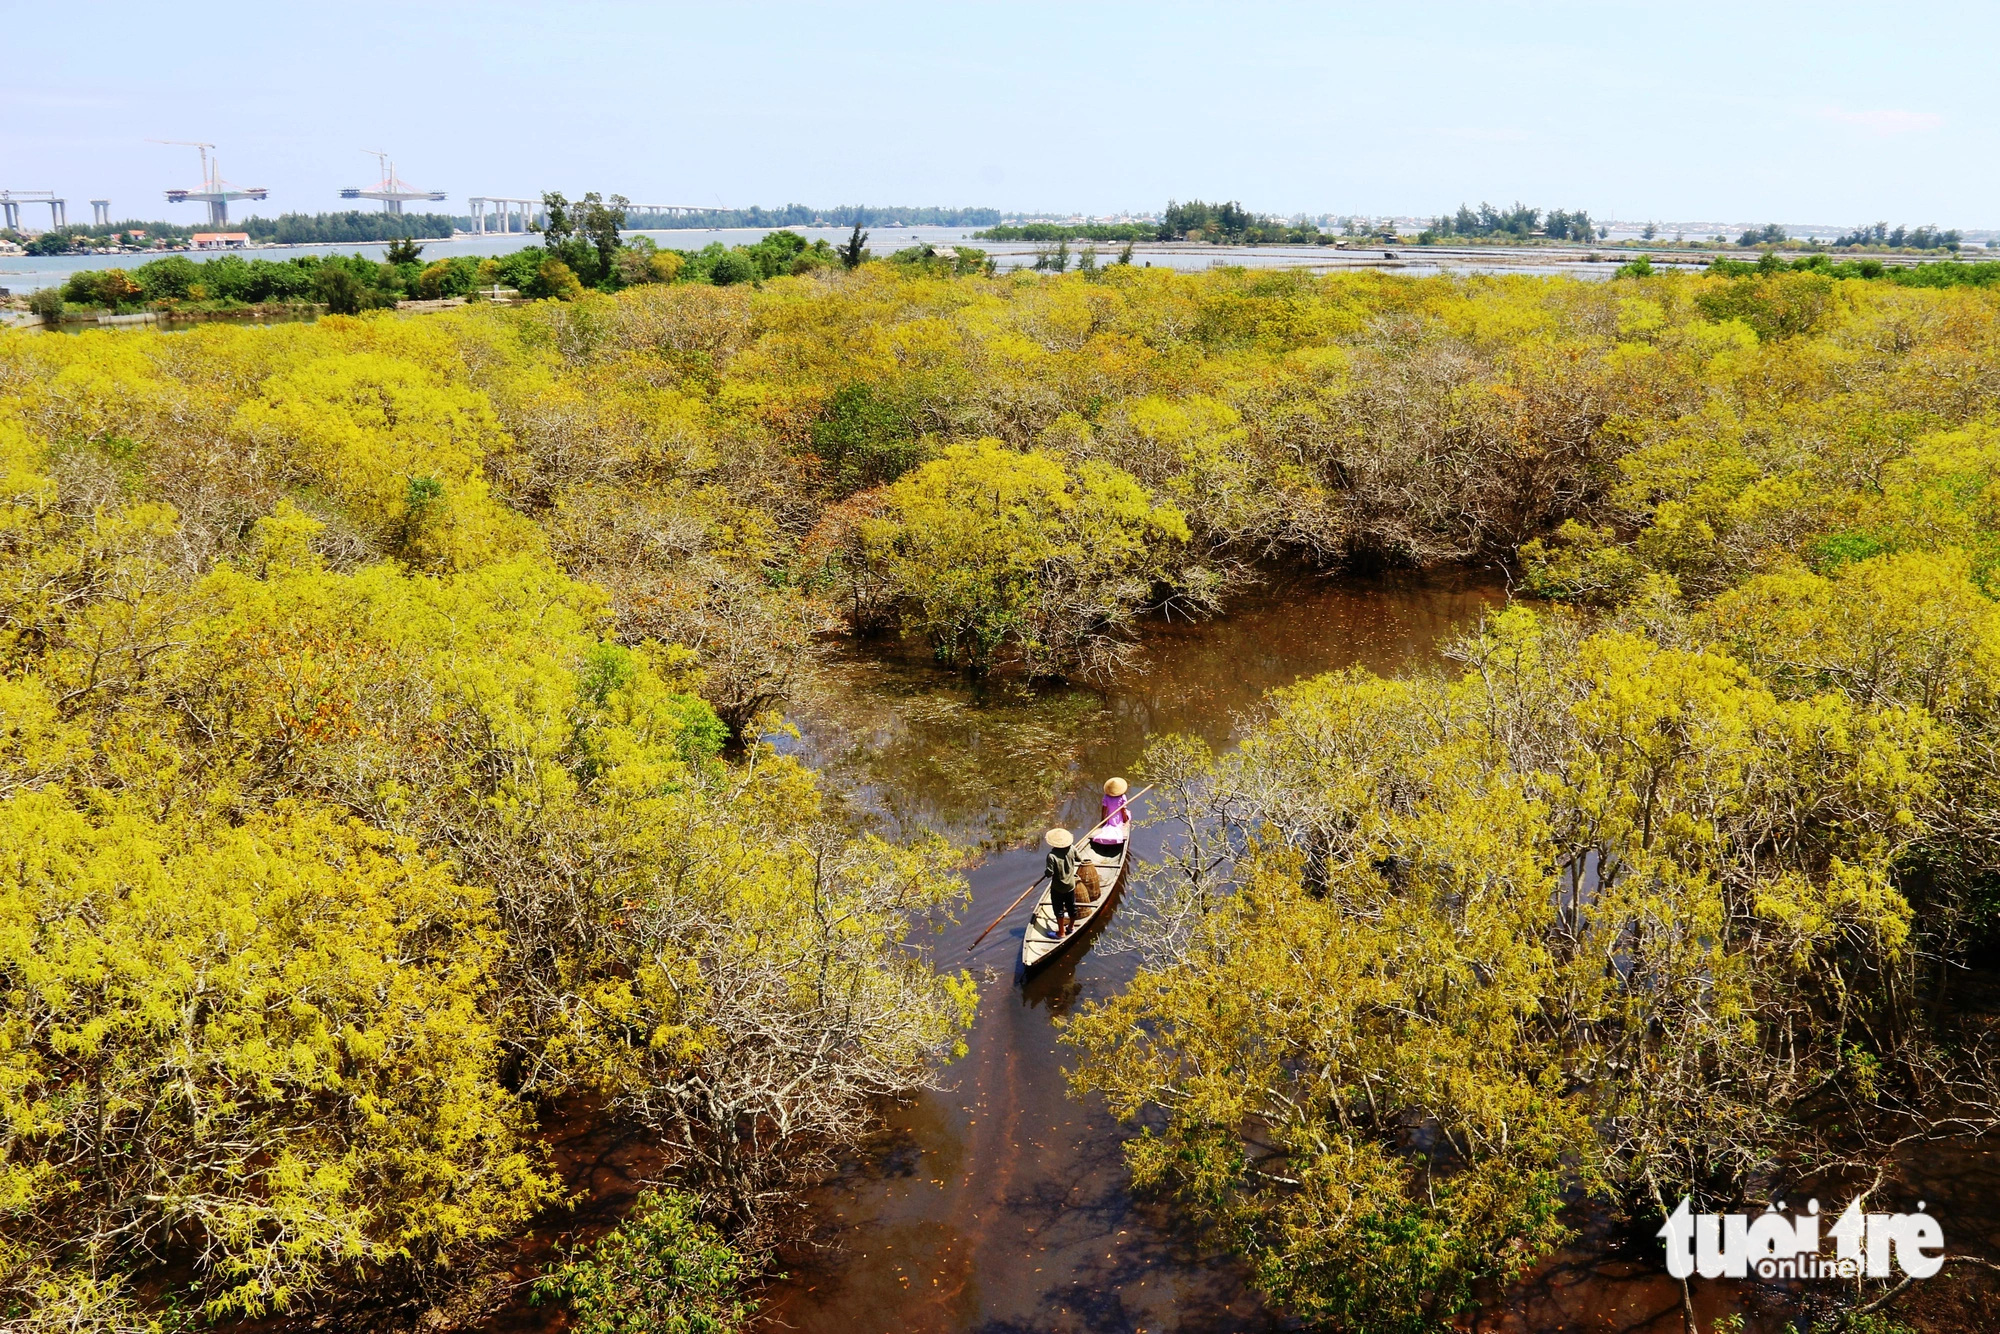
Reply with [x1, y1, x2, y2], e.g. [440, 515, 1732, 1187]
[1020, 833, 1130, 977]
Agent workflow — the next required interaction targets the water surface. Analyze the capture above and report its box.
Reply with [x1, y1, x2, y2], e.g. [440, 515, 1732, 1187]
[762, 570, 1505, 1334]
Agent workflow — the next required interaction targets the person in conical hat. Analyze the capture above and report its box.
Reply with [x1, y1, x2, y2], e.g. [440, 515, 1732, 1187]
[1044, 827, 1079, 936]
[1093, 777, 1131, 856]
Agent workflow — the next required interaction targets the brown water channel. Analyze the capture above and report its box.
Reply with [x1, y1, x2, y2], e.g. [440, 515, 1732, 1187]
[759, 570, 1506, 1334]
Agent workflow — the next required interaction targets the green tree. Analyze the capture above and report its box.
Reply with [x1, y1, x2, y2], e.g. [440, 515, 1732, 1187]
[135, 253, 199, 300]
[580, 191, 630, 278]
[708, 250, 756, 286]
[417, 255, 481, 299]
[58, 270, 104, 306]
[1737, 222, 1788, 246]
[537, 191, 627, 287]
[533, 1189, 752, 1334]
[747, 230, 802, 275]
[533, 256, 588, 300]
[23, 231, 73, 256]
[539, 191, 596, 284]
[484, 246, 547, 295]
[840, 220, 869, 269]
[541, 191, 575, 248]
[805, 382, 925, 495]
[314, 262, 367, 314]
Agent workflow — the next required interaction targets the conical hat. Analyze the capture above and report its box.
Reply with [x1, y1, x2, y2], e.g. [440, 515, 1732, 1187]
[1044, 828, 1073, 848]
[1104, 777, 1128, 795]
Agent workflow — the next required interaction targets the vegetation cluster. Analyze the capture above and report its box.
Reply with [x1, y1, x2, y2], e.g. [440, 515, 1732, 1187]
[1424, 200, 1600, 242]
[1730, 222, 1961, 253]
[6, 212, 460, 256]
[1152, 199, 1327, 244]
[980, 201, 1344, 246]
[49, 243, 454, 316]
[0, 290, 989, 1331]
[1063, 265, 2000, 1331]
[6, 255, 2000, 1332]
[975, 221, 1158, 243]
[241, 211, 459, 245]
[1690, 251, 2000, 289]
[1833, 221, 1962, 251]
[31, 212, 936, 321]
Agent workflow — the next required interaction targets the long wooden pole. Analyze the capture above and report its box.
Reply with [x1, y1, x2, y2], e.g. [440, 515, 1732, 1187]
[965, 783, 1154, 950]
[967, 873, 1048, 951]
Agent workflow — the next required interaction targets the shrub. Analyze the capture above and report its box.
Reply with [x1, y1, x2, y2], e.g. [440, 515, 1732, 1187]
[532, 1189, 752, 1334]
[533, 256, 587, 301]
[60, 270, 104, 306]
[708, 250, 757, 286]
[314, 263, 367, 314]
[417, 256, 481, 300]
[484, 246, 546, 296]
[135, 254, 200, 301]
[1, 799, 555, 1320]
[805, 382, 927, 495]
[830, 440, 1207, 677]
[649, 249, 686, 282]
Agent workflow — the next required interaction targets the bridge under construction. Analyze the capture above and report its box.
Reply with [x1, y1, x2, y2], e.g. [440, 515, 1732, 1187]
[467, 197, 543, 234]
[342, 151, 447, 215]
[0, 190, 66, 231]
[156, 141, 266, 225]
[464, 197, 728, 235]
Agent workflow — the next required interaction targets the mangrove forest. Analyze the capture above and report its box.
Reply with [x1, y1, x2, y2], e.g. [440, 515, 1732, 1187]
[4, 257, 2000, 1334]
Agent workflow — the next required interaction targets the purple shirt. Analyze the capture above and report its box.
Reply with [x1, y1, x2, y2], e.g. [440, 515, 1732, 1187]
[1099, 794, 1129, 841]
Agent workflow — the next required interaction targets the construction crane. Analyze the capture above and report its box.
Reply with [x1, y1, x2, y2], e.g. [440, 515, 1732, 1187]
[341, 151, 447, 215]
[153, 141, 267, 225]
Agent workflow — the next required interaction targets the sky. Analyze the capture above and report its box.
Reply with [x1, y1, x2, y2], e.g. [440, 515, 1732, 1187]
[2, 0, 1993, 228]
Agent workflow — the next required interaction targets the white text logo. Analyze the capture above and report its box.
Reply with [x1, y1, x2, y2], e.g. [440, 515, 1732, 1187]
[1658, 1197, 1943, 1280]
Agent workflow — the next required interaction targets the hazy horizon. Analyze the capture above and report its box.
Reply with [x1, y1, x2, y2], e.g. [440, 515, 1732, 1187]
[5, 0, 1992, 231]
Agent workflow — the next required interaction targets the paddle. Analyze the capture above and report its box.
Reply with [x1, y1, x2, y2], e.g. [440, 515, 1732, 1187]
[965, 783, 1155, 951]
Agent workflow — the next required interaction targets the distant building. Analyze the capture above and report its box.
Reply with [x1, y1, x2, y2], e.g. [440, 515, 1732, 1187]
[190, 232, 251, 250]
[0, 239, 22, 257]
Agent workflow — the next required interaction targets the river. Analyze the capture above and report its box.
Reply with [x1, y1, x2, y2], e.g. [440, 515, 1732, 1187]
[758, 570, 1502, 1334]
